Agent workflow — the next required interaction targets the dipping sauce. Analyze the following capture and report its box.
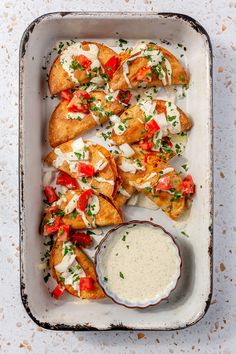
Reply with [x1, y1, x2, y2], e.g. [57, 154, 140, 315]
[96, 222, 181, 307]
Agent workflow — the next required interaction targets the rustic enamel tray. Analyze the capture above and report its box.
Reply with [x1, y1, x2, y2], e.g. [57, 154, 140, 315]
[19, 12, 213, 331]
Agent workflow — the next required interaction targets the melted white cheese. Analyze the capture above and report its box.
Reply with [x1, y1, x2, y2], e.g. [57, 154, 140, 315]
[60, 42, 100, 83]
[100, 224, 181, 303]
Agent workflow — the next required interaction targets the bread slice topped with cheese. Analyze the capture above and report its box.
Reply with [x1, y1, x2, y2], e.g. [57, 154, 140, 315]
[45, 138, 118, 199]
[110, 99, 192, 147]
[48, 41, 120, 95]
[50, 239, 105, 299]
[109, 42, 189, 91]
[49, 89, 125, 147]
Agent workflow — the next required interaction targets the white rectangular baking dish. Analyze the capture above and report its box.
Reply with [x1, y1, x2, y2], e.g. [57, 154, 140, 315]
[19, 12, 213, 331]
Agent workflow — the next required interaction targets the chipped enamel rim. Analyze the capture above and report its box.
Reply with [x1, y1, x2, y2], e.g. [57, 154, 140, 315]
[19, 12, 213, 331]
[95, 220, 182, 309]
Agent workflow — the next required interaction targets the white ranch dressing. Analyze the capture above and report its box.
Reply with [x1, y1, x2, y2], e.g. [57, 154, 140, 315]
[66, 112, 86, 120]
[95, 159, 108, 172]
[118, 186, 131, 198]
[93, 177, 115, 185]
[77, 209, 92, 228]
[64, 192, 79, 214]
[87, 195, 100, 216]
[132, 181, 152, 190]
[53, 138, 89, 172]
[160, 167, 174, 175]
[146, 172, 157, 180]
[60, 43, 100, 83]
[122, 61, 132, 88]
[100, 224, 181, 303]
[165, 102, 181, 134]
[105, 90, 119, 102]
[138, 99, 156, 118]
[90, 111, 101, 125]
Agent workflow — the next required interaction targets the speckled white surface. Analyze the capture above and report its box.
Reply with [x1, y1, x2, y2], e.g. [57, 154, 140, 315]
[0, 0, 235, 352]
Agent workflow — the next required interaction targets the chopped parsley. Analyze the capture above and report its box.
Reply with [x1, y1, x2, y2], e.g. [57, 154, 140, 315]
[104, 277, 108, 282]
[70, 60, 84, 70]
[43, 273, 50, 283]
[119, 38, 128, 47]
[181, 231, 189, 238]
[171, 192, 182, 202]
[181, 164, 189, 171]
[68, 209, 78, 219]
[122, 235, 126, 241]
[119, 272, 124, 279]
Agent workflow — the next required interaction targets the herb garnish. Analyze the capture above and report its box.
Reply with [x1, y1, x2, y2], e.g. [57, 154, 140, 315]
[119, 272, 124, 279]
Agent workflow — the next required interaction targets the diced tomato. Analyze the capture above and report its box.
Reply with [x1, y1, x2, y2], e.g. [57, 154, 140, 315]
[144, 153, 156, 164]
[162, 136, 173, 148]
[67, 90, 90, 113]
[56, 171, 78, 189]
[60, 89, 72, 101]
[76, 54, 92, 69]
[139, 139, 154, 151]
[79, 277, 95, 292]
[44, 186, 58, 204]
[44, 215, 61, 236]
[104, 56, 120, 79]
[77, 162, 95, 177]
[77, 189, 93, 211]
[116, 90, 132, 105]
[136, 66, 152, 82]
[51, 284, 65, 299]
[145, 119, 160, 137]
[181, 175, 195, 196]
[115, 175, 122, 188]
[155, 176, 171, 191]
[44, 205, 58, 213]
[73, 90, 90, 101]
[71, 232, 93, 247]
[58, 224, 70, 241]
